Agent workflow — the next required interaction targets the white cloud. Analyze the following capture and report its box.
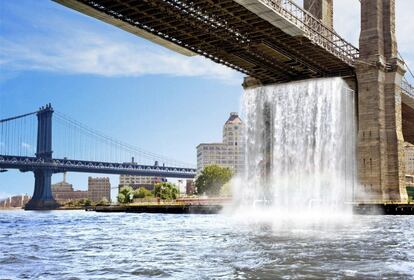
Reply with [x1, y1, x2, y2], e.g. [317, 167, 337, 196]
[0, 35, 242, 83]
[21, 142, 31, 150]
[0, 2, 242, 84]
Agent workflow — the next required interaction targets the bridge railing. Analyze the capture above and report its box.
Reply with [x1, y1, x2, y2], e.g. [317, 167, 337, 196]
[260, 0, 359, 65]
[402, 80, 414, 99]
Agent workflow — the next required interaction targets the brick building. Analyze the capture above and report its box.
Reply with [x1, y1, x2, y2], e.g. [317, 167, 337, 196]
[88, 177, 111, 202]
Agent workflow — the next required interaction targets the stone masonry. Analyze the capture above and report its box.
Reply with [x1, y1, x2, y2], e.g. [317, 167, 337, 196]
[356, 0, 408, 202]
[304, 0, 334, 30]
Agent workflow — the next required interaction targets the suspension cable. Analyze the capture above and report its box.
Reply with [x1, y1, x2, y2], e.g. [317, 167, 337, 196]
[54, 111, 195, 167]
[0, 111, 37, 124]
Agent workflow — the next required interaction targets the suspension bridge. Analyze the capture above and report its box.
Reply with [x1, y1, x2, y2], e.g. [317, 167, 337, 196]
[0, 104, 196, 210]
[52, 0, 414, 203]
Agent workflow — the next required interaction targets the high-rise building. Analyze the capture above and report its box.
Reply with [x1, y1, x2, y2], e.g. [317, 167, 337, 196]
[406, 142, 414, 175]
[88, 177, 111, 202]
[197, 112, 245, 174]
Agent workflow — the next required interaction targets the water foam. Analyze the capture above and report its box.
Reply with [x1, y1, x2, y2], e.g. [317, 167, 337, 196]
[231, 78, 357, 226]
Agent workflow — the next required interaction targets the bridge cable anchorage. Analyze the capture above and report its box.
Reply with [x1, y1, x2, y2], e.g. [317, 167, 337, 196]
[53, 111, 195, 168]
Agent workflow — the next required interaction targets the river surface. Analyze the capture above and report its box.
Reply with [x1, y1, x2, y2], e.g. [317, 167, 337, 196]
[0, 210, 413, 279]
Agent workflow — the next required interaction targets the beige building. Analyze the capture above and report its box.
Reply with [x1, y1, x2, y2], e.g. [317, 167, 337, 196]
[406, 143, 414, 175]
[119, 174, 166, 191]
[52, 174, 88, 203]
[0, 195, 31, 208]
[197, 112, 245, 174]
[88, 177, 111, 202]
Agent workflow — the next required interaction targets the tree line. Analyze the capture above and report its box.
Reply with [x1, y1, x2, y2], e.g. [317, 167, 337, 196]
[118, 164, 233, 204]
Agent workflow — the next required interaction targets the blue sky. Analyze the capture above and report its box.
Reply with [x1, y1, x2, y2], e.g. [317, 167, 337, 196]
[0, 0, 413, 199]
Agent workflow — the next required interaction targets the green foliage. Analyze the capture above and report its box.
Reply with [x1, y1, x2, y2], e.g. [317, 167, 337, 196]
[133, 187, 153, 199]
[220, 182, 232, 197]
[195, 165, 232, 196]
[118, 186, 134, 204]
[117, 193, 126, 204]
[63, 200, 76, 207]
[63, 198, 92, 208]
[153, 182, 179, 200]
[96, 197, 110, 206]
[83, 198, 92, 206]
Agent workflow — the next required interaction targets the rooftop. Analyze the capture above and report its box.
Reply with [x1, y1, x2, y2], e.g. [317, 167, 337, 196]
[225, 112, 243, 125]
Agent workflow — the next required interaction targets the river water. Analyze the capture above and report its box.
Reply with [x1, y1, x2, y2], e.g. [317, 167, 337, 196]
[0, 210, 413, 279]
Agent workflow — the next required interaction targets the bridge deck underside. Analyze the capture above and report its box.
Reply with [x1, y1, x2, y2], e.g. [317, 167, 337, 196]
[402, 103, 414, 145]
[61, 0, 354, 84]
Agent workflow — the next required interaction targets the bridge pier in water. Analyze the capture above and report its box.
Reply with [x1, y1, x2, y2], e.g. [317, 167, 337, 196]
[25, 170, 58, 210]
[356, 0, 408, 202]
[25, 104, 59, 210]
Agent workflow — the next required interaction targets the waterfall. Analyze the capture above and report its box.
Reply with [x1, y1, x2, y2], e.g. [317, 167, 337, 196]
[235, 78, 356, 222]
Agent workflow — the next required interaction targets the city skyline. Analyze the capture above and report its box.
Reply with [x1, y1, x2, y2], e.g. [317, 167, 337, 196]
[1, 0, 413, 199]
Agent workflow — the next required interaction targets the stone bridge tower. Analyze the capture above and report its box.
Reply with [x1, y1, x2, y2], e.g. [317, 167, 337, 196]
[356, 0, 408, 202]
[304, 0, 333, 29]
[304, 0, 408, 202]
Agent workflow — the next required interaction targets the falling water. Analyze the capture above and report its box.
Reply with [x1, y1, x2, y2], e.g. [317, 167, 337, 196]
[234, 78, 356, 224]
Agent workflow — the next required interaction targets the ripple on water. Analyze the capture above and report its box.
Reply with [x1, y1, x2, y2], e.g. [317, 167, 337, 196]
[0, 211, 413, 279]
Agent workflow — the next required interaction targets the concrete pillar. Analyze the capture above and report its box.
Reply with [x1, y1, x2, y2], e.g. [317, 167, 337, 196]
[356, 0, 407, 202]
[304, 0, 334, 30]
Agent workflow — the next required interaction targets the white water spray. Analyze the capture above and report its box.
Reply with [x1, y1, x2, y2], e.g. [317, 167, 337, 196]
[232, 78, 356, 225]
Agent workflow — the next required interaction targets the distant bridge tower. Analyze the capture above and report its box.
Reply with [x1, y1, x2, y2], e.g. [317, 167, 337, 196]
[25, 104, 59, 210]
[304, 0, 333, 30]
[356, 0, 408, 202]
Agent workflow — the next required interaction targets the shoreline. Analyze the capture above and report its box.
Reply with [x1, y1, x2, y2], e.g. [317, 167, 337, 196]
[2, 203, 414, 215]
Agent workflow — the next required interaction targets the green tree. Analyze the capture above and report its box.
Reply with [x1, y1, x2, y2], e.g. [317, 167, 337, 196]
[133, 187, 153, 199]
[118, 186, 134, 204]
[96, 197, 110, 206]
[220, 182, 232, 197]
[83, 198, 92, 206]
[153, 182, 179, 200]
[117, 193, 126, 204]
[195, 165, 232, 196]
